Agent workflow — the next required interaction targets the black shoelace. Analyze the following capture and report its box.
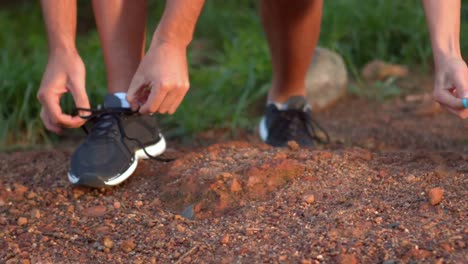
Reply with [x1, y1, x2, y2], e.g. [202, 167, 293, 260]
[74, 107, 174, 162]
[273, 109, 330, 145]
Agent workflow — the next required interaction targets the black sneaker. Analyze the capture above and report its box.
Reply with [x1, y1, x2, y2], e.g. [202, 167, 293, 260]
[259, 96, 329, 147]
[68, 94, 166, 187]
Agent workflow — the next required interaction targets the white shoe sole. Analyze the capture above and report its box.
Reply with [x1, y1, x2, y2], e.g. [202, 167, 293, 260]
[68, 135, 167, 186]
[259, 117, 268, 142]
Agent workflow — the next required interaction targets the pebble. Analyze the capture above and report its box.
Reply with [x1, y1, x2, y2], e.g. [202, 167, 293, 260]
[83, 205, 107, 217]
[220, 234, 230, 244]
[17, 217, 28, 226]
[279, 255, 287, 261]
[303, 194, 316, 204]
[121, 239, 135, 253]
[14, 184, 28, 196]
[428, 187, 444, 205]
[230, 179, 242, 192]
[103, 237, 114, 249]
[176, 224, 185, 232]
[27, 192, 36, 199]
[31, 209, 41, 219]
[0, 197, 5, 207]
[287, 141, 300, 151]
[135, 201, 144, 208]
[339, 253, 358, 264]
[113, 201, 121, 209]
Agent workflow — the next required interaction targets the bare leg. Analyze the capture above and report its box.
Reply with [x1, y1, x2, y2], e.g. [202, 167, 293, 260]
[260, 0, 323, 103]
[92, 0, 147, 93]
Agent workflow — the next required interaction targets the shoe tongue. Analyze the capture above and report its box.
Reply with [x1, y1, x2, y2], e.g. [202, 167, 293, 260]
[103, 94, 123, 108]
[283, 96, 309, 111]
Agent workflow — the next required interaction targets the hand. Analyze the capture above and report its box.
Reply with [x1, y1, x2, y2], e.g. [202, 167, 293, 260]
[37, 50, 90, 133]
[433, 55, 468, 118]
[127, 39, 190, 114]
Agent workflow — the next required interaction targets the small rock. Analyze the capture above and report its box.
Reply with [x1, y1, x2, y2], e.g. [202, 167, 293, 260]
[26, 192, 36, 199]
[72, 187, 85, 199]
[14, 184, 28, 196]
[279, 255, 287, 261]
[428, 187, 444, 205]
[287, 140, 300, 151]
[176, 224, 185, 232]
[31, 209, 41, 219]
[0, 197, 5, 207]
[135, 201, 144, 208]
[220, 234, 230, 244]
[83, 205, 107, 217]
[174, 214, 184, 221]
[113, 201, 121, 209]
[303, 194, 315, 204]
[361, 60, 408, 81]
[405, 174, 417, 183]
[339, 253, 358, 264]
[17, 217, 28, 226]
[180, 205, 195, 220]
[121, 239, 135, 253]
[230, 179, 242, 193]
[439, 242, 453, 252]
[301, 260, 313, 264]
[375, 217, 383, 225]
[103, 237, 114, 249]
[0, 216, 7, 225]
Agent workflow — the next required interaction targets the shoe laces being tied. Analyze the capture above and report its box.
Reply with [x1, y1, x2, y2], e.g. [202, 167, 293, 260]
[272, 107, 330, 145]
[73, 107, 174, 162]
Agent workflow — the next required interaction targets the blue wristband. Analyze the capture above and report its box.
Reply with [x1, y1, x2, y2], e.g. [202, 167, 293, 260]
[463, 98, 468, 109]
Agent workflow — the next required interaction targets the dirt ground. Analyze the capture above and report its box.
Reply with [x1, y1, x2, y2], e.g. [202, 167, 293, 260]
[1, 93, 467, 263]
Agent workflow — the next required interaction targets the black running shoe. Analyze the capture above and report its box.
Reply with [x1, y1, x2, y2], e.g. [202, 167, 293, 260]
[68, 94, 166, 187]
[259, 96, 329, 147]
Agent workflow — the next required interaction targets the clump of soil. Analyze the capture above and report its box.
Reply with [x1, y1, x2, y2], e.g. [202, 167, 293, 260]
[0, 96, 467, 263]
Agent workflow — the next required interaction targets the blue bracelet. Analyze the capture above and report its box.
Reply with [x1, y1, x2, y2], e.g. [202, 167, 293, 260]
[463, 98, 468, 109]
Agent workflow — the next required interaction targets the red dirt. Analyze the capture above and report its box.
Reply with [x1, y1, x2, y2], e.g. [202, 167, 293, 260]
[1, 96, 467, 263]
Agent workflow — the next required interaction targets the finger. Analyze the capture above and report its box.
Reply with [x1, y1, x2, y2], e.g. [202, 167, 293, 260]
[452, 68, 468, 98]
[40, 109, 62, 134]
[68, 78, 90, 120]
[158, 89, 181, 114]
[140, 85, 169, 114]
[433, 89, 464, 109]
[441, 105, 468, 119]
[68, 76, 90, 109]
[167, 86, 189, 114]
[127, 76, 147, 111]
[42, 94, 85, 128]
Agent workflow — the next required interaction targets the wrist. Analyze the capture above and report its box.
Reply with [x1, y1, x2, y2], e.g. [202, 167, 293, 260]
[432, 41, 462, 64]
[48, 42, 78, 57]
[150, 33, 189, 51]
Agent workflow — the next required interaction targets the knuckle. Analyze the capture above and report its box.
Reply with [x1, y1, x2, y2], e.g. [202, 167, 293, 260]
[147, 105, 158, 113]
[37, 90, 47, 102]
[159, 84, 171, 92]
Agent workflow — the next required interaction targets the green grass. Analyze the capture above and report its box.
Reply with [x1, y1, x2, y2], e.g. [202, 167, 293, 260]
[1, 0, 467, 149]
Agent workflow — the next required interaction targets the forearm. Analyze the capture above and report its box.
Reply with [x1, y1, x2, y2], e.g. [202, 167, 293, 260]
[422, 0, 462, 63]
[40, 0, 78, 53]
[152, 0, 205, 48]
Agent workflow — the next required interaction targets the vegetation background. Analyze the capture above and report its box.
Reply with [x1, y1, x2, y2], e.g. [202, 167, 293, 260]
[1, 0, 467, 149]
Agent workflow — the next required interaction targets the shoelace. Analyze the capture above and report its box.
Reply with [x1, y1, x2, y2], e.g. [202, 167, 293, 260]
[275, 109, 330, 144]
[74, 107, 174, 162]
